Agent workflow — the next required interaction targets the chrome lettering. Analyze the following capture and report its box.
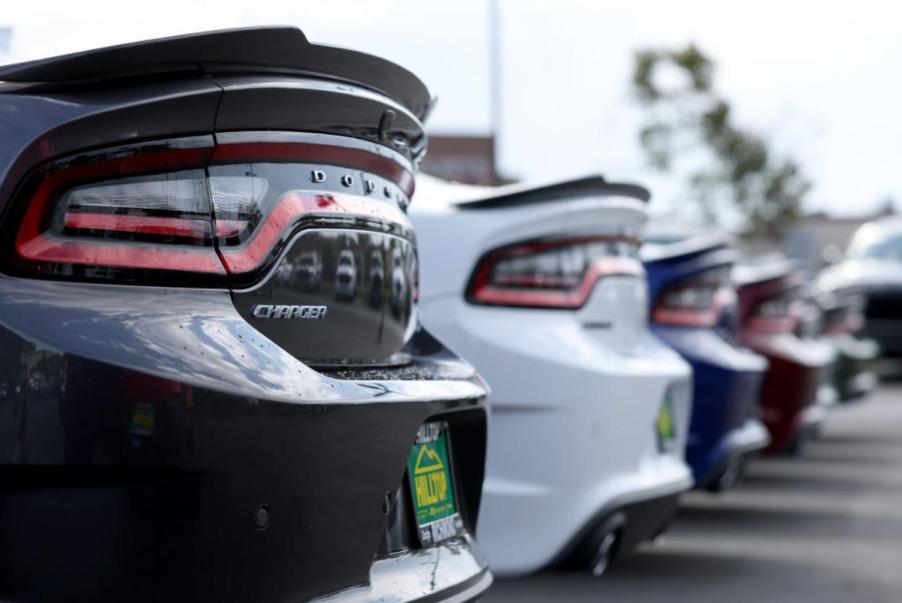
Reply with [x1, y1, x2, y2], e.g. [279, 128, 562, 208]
[250, 304, 327, 320]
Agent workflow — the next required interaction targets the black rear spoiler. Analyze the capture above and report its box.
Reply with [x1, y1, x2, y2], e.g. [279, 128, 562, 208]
[0, 27, 433, 120]
[453, 175, 650, 209]
[641, 233, 735, 263]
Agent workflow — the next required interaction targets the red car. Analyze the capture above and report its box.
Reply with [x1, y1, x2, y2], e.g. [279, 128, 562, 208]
[734, 261, 836, 453]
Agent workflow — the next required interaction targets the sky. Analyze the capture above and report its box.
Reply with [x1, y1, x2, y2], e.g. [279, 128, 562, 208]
[1, 0, 901, 219]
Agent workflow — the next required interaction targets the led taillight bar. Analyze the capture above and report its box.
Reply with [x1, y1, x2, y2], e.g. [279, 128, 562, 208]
[63, 213, 212, 239]
[467, 236, 643, 309]
[216, 191, 408, 274]
[651, 286, 733, 328]
[14, 144, 224, 275]
[7, 135, 416, 284]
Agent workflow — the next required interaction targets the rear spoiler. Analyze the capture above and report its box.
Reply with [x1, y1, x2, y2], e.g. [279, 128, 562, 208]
[452, 175, 650, 209]
[733, 258, 799, 288]
[641, 233, 736, 263]
[0, 27, 433, 120]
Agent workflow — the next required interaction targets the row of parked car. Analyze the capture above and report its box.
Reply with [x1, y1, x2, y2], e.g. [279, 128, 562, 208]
[0, 27, 881, 602]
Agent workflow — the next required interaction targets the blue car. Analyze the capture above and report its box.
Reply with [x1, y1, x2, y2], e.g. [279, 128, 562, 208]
[643, 235, 770, 491]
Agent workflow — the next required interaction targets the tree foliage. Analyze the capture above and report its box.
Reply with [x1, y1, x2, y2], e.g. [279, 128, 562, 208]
[632, 44, 810, 241]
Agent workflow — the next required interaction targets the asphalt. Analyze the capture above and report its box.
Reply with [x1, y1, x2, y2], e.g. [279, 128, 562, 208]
[484, 382, 902, 603]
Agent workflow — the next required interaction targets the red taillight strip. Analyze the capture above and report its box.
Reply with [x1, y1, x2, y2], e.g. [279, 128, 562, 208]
[14, 145, 220, 273]
[215, 220, 249, 238]
[493, 234, 641, 257]
[747, 315, 798, 334]
[745, 299, 802, 334]
[211, 141, 415, 197]
[64, 212, 211, 239]
[17, 233, 225, 273]
[470, 256, 643, 308]
[652, 307, 720, 327]
[651, 286, 732, 328]
[217, 191, 409, 274]
[11, 136, 414, 280]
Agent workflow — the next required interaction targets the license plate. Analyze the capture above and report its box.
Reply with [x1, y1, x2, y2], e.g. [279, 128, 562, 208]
[407, 422, 464, 546]
[656, 394, 677, 452]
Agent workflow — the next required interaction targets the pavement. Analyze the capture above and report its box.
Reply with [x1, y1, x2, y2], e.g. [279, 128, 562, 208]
[484, 382, 902, 602]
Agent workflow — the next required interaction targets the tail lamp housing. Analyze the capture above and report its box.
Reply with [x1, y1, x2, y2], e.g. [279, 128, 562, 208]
[3, 134, 414, 286]
[747, 289, 801, 334]
[465, 235, 643, 309]
[651, 266, 734, 328]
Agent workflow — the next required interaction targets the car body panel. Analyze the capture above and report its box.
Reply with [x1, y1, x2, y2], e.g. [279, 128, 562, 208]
[0, 28, 489, 603]
[736, 264, 836, 452]
[412, 175, 692, 575]
[817, 218, 902, 357]
[643, 237, 770, 487]
[651, 326, 769, 485]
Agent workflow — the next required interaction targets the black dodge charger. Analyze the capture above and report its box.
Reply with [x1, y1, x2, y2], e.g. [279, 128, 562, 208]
[0, 28, 491, 602]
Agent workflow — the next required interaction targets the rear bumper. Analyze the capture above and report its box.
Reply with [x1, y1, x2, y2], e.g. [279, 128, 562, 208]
[652, 327, 768, 485]
[420, 297, 694, 575]
[313, 536, 492, 603]
[742, 333, 836, 453]
[694, 418, 770, 488]
[0, 277, 490, 602]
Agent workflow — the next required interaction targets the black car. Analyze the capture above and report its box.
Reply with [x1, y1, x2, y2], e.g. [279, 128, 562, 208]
[818, 216, 902, 357]
[0, 28, 491, 602]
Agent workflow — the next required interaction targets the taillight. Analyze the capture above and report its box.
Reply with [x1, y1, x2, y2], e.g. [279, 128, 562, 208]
[9, 138, 223, 281]
[4, 134, 414, 285]
[748, 291, 800, 333]
[466, 236, 643, 309]
[207, 161, 410, 283]
[652, 267, 733, 328]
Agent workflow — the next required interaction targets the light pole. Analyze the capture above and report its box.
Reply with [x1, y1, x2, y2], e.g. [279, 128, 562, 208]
[488, 0, 502, 184]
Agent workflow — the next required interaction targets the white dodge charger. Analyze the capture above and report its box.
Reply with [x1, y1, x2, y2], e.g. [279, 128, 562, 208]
[411, 175, 693, 577]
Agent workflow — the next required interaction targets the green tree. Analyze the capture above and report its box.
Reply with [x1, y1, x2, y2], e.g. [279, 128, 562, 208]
[632, 44, 810, 241]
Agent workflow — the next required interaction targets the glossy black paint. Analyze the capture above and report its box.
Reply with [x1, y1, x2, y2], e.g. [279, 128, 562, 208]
[0, 78, 223, 219]
[0, 27, 433, 142]
[234, 229, 416, 365]
[0, 32, 428, 221]
[214, 76, 427, 161]
[0, 275, 487, 602]
[454, 174, 649, 209]
[0, 28, 489, 603]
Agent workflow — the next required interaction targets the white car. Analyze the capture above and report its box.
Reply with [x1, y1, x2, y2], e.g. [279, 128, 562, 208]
[411, 175, 693, 576]
[335, 249, 358, 301]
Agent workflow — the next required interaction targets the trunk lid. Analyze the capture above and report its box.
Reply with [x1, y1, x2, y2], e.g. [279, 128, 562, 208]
[412, 175, 650, 352]
[0, 28, 430, 367]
